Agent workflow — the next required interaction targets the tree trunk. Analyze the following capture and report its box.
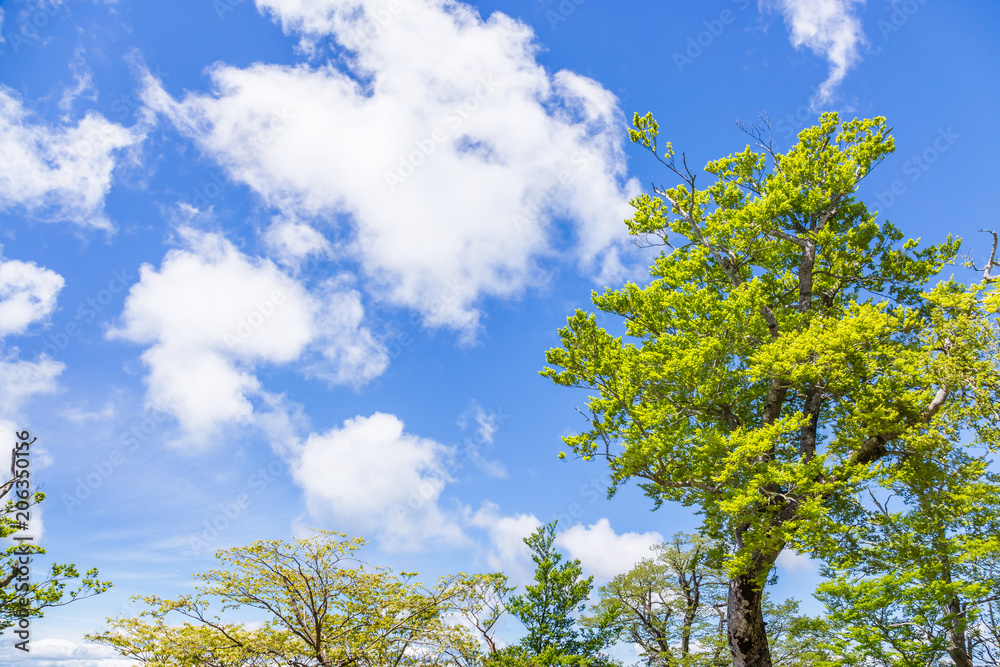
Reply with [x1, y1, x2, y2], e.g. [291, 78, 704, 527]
[727, 571, 772, 667]
[945, 595, 973, 667]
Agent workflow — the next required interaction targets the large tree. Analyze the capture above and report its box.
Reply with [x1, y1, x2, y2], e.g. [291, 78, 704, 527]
[541, 113, 1000, 666]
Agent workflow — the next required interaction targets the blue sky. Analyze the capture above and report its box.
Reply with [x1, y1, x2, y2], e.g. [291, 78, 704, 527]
[0, 0, 998, 664]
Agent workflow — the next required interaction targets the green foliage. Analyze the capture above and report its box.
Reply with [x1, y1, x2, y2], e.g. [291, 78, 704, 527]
[88, 531, 487, 667]
[765, 599, 834, 667]
[816, 445, 1000, 666]
[483, 645, 540, 667]
[541, 111, 1000, 664]
[1, 445, 111, 635]
[507, 522, 616, 667]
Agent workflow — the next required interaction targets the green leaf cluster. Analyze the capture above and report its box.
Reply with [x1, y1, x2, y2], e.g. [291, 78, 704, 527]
[0, 446, 111, 635]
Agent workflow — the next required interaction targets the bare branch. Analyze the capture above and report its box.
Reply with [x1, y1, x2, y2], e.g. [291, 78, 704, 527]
[974, 229, 1000, 283]
[0, 449, 15, 502]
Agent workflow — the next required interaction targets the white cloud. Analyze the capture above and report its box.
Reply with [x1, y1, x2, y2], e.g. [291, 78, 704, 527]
[141, 0, 640, 339]
[556, 518, 663, 581]
[776, 548, 819, 574]
[263, 217, 332, 266]
[1, 636, 132, 665]
[306, 278, 389, 386]
[61, 400, 117, 423]
[109, 227, 386, 435]
[0, 355, 64, 414]
[468, 501, 541, 584]
[459, 399, 499, 445]
[0, 250, 65, 413]
[58, 48, 98, 118]
[466, 510, 660, 584]
[0, 249, 64, 338]
[290, 412, 465, 548]
[0, 85, 139, 229]
[761, 0, 866, 107]
[14, 501, 44, 541]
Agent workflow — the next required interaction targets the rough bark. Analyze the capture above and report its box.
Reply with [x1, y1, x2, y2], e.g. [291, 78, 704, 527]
[944, 593, 973, 667]
[727, 569, 773, 667]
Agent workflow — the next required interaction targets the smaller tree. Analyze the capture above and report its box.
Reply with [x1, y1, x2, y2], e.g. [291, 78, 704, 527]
[454, 572, 515, 656]
[589, 534, 831, 667]
[816, 440, 1000, 667]
[89, 531, 485, 667]
[1, 443, 111, 636]
[505, 521, 615, 667]
[587, 534, 727, 667]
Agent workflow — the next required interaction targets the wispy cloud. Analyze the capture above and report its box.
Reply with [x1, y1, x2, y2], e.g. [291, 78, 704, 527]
[761, 0, 867, 108]
[0, 248, 66, 415]
[0, 85, 141, 229]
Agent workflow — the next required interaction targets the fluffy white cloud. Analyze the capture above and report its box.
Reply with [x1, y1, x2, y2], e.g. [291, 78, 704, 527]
[468, 501, 541, 584]
[0, 85, 139, 229]
[109, 228, 386, 434]
[141, 0, 640, 338]
[761, 0, 866, 107]
[467, 510, 659, 584]
[290, 412, 465, 548]
[307, 278, 389, 385]
[0, 249, 64, 338]
[556, 518, 663, 580]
